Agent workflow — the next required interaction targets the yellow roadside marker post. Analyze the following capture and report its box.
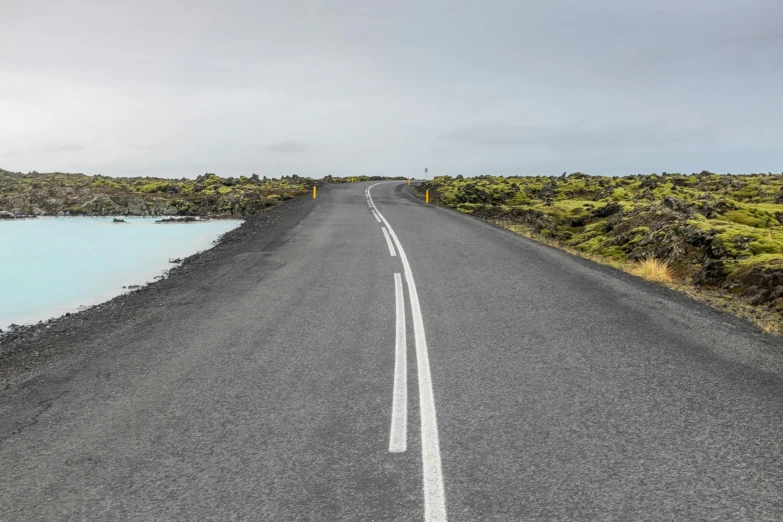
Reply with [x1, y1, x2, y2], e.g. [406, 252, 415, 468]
[426, 190, 429, 203]
[313, 186, 317, 199]
[408, 178, 411, 185]
[351, 177, 354, 182]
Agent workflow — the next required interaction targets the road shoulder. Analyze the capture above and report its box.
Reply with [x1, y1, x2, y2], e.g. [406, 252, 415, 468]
[0, 193, 320, 390]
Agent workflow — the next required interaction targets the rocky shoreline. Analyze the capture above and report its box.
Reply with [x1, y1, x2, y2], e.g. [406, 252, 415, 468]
[0, 211, 229, 221]
[154, 216, 205, 223]
[0, 192, 320, 385]
[0, 211, 37, 219]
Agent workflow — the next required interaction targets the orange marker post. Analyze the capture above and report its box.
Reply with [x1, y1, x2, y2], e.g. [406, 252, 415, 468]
[313, 186, 317, 199]
[426, 190, 429, 204]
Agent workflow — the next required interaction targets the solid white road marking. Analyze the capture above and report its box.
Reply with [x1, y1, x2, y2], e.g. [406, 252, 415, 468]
[389, 273, 407, 453]
[368, 183, 448, 522]
[372, 210, 382, 223]
[382, 227, 397, 256]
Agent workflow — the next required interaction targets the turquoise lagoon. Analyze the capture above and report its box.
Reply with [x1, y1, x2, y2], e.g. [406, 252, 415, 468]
[0, 217, 242, 329]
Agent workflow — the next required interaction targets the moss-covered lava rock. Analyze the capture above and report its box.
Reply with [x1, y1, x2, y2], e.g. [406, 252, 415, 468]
[0, 170, 402, 218]
[418, 172, 783, 309]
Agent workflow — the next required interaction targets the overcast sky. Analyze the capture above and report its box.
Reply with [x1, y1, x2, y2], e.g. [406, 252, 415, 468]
[2, 0, 782, 178]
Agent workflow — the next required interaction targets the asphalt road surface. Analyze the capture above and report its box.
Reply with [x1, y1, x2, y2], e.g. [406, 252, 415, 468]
[2, 181, 783, 521]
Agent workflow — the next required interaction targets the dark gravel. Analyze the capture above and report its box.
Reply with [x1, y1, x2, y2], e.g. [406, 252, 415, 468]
[0, 193, 319, 387]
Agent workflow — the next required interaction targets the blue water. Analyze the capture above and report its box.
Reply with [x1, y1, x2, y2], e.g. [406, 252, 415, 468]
[0, 217, 242, 329]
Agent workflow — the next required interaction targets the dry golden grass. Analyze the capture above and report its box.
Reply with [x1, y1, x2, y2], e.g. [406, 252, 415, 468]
[627, 257, 673, 283]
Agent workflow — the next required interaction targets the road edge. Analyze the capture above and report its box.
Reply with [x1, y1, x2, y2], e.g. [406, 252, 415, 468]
[398, 182, 783, 345]
[0, 191, 323, 388]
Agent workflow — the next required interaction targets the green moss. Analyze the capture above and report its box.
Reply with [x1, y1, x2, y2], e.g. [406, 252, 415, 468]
[91, 178, 121, 190]
[456, 202, 482, 213]
[723, 209, 765, 227]
[610, 188, 629, 201]
[748, 240, 781, 255]
[737, 253, 783, 267]
[549, 199, 595, 212]
[418, 172, 783, 290]
[139, 181, 173, 193]
[745, 203, 783, 214]
[731, 186, 758, 199]
[601, 246, 627, 259]
[574, 235, 608, 253]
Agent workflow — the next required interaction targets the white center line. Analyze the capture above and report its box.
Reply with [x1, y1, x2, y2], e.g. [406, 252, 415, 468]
[382, 227, 397, 256]
[372, 209, 382, 223]
[367, 183, 448, 522]
[389, 273, 407, 453]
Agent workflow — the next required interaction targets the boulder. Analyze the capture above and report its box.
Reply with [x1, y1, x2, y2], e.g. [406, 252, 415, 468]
[155, 216, 199, 224]
[662, 196, 693, 216]
[728, 265, 783, 305]
[592, 202, 621, 218]
[693, 258, 727, 287]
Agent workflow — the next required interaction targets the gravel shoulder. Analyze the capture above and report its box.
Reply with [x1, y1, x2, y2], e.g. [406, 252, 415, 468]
[0, 192, 319, 389]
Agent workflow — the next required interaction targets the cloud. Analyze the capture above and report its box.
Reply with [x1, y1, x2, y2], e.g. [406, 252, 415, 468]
[440, 122, 716, 150]
[595, 4, 783, 75]
[264, 141, 308, 154]
[49, 141, 87, 152]
[0, 0, 781, 177]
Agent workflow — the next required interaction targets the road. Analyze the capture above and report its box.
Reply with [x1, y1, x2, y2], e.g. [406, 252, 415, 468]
[2, 181, 783, 521]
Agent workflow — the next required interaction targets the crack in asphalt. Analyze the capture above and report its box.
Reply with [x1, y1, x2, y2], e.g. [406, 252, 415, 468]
[0, 390, 69, 443]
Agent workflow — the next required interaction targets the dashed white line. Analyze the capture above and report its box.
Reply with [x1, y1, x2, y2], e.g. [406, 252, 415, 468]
[389, 273, 407, 453]
[382, 227, 397, 256]
[368, 183, 448, 522]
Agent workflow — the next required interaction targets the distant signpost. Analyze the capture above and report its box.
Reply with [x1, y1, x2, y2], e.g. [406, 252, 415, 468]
[425, 168, 428, 180]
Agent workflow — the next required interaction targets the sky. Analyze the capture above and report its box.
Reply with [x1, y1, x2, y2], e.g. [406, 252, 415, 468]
[1, 0, 782, 179]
